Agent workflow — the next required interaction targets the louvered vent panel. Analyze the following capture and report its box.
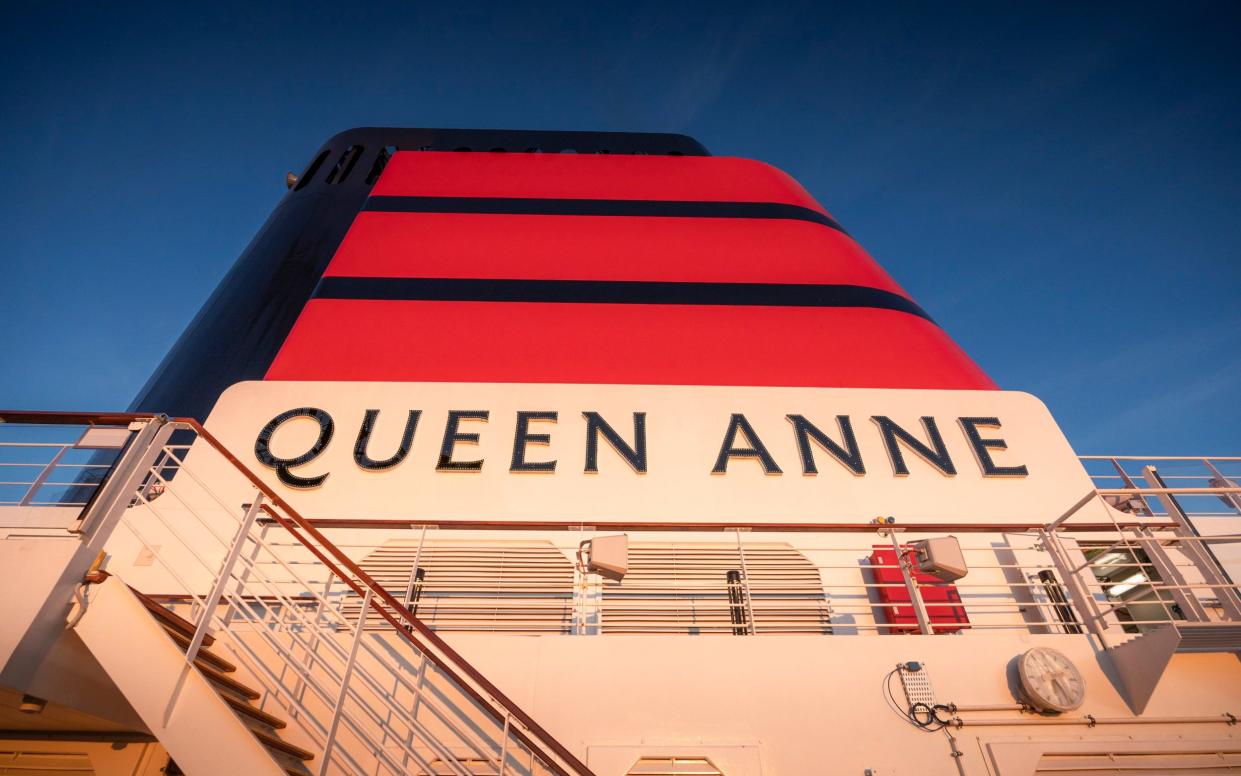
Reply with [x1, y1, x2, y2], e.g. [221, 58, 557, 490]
[601, 543, 830, 634]
[627, 757, 725, 775]
[347, 540, 575, 634]
[0, 751, 93, 775]
[1034, 749, 1241, 774]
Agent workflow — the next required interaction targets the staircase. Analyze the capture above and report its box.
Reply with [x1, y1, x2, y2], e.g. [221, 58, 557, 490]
[72, 574, 305, 776]
[1, 410, 596, 776]
[1105, 621, 1241, 714]
[129, 588, 315, 776]
[1038, 510, 1241, 716]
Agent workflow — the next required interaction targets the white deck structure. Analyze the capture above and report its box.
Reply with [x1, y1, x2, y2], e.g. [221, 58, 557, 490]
[1, 382, 1240, 775]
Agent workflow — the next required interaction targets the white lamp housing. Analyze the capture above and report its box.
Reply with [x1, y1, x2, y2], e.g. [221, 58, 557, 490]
[579, 534, 628, 582]
[910, 536, 968, 582]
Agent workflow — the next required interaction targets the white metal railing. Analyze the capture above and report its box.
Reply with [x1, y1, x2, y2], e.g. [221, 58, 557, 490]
[0, 418, 133, 511]
[5, 410, 1241, 771]
[1041, 465, 1241, 648]
[224, 460, 1241, 640]
[1080, 455, 1241, 522]
[253, 511, 1241, 639]
[0, 412, 595, 776]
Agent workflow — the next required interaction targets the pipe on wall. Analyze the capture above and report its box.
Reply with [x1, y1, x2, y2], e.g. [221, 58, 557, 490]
[950, 704, 1029, 712]
[952, 713, 1237, 728]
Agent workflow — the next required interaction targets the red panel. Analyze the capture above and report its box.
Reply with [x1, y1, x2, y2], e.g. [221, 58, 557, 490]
[325, 213, 910, 297]
[868, 546, 970, 634]
[372, 152, 831, 215]
[266, 300, 996, 389]
[266, 150, 997, 389]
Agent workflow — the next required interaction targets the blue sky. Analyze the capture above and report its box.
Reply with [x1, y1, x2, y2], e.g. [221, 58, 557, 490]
[1, 2, 1238, 455]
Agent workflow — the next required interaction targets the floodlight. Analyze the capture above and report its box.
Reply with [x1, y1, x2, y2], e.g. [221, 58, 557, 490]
[909, 536, 967, 582]
[577, 534, 628, 581]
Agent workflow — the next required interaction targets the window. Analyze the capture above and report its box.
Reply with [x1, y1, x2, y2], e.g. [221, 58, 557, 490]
[1082, 544, 1177, 633]
[292, 150, 330, 191]
[323, 144, 364, 184]
[364, 145, 399, 184]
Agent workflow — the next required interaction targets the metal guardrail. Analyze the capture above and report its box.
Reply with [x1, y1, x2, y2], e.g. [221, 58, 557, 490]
[4, 411, 1241, 772]
[132, 488, 1241, 640]
[0, 411, 595, 776]
[5, 413, 1240, 643]
[0, 415, 138, 515]
[1080, 455, 1241, 521]
[280, 525, 1237, 638]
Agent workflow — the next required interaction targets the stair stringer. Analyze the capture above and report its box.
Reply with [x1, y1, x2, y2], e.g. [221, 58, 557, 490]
[72, 575, 289, 776]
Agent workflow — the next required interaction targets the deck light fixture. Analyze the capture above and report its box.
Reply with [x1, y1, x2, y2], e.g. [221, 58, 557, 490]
[578, 534, 628, 581]
[18, 694, 46, 714]
[909, 536, 968, 582]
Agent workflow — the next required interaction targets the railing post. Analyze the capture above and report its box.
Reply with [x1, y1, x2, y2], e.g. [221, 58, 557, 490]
[734, 530, 758, 635]
[220, 515, 268, 629]
[1045, 490, 1101, 533]
[291, 575, 336, 723]
[321, 586, 371, 776]
[1038, 529, 1110, 643]
[1203, 459, 1241, 515]
[1134, 526, 1209, 622]
[186, 494, 264, 667]
[888, 531, 933, 635]
[1144, 466, 1241, 620]
[73, 417, 174, 541]
[572, 530, 604, 636]
[1107, 458, 1155, 515]
[498, 712, 511, 776]
[18, 446, 69, 506]
[402, 524, 428, 629]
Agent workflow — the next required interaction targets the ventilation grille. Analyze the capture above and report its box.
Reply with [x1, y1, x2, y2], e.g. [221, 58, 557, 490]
[1035, 748, 1241, 774]
[601, 543, 830, 635]
[348, 540, 575, 634]
[0, 751, 92, 775]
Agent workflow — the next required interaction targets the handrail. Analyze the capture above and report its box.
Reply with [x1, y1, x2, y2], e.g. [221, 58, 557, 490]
[183, 418, 595, 776]
[1098, 487, 1241, 496]
[265, 508, 584, 774]
[257, 517, 1181, 532]
[0, 409, 595, 776]
[6, 409, 1241, 768]
[0, 410, 158, 426]
[1081, 454, 1241, 461]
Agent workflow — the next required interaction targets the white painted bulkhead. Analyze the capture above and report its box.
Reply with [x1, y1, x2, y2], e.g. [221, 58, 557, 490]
[78, 380, 1241, 774]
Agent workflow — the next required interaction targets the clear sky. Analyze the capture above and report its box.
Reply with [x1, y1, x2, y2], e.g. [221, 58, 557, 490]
[1, 2, 1238, 455]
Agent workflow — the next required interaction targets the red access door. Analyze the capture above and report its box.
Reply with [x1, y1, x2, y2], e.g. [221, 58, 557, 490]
[869, 545, 970, 634]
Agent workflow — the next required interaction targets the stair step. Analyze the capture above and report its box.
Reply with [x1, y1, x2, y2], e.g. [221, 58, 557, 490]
[199, 662, 261, 701]
[221, 694, 287, 730]
[253, 729, 315, 761]
[129, 588, 215, 647]
[161, 627, 237, 673]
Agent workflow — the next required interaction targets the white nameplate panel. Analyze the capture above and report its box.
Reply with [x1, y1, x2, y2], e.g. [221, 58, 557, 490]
[199, 381, 1103, 525]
